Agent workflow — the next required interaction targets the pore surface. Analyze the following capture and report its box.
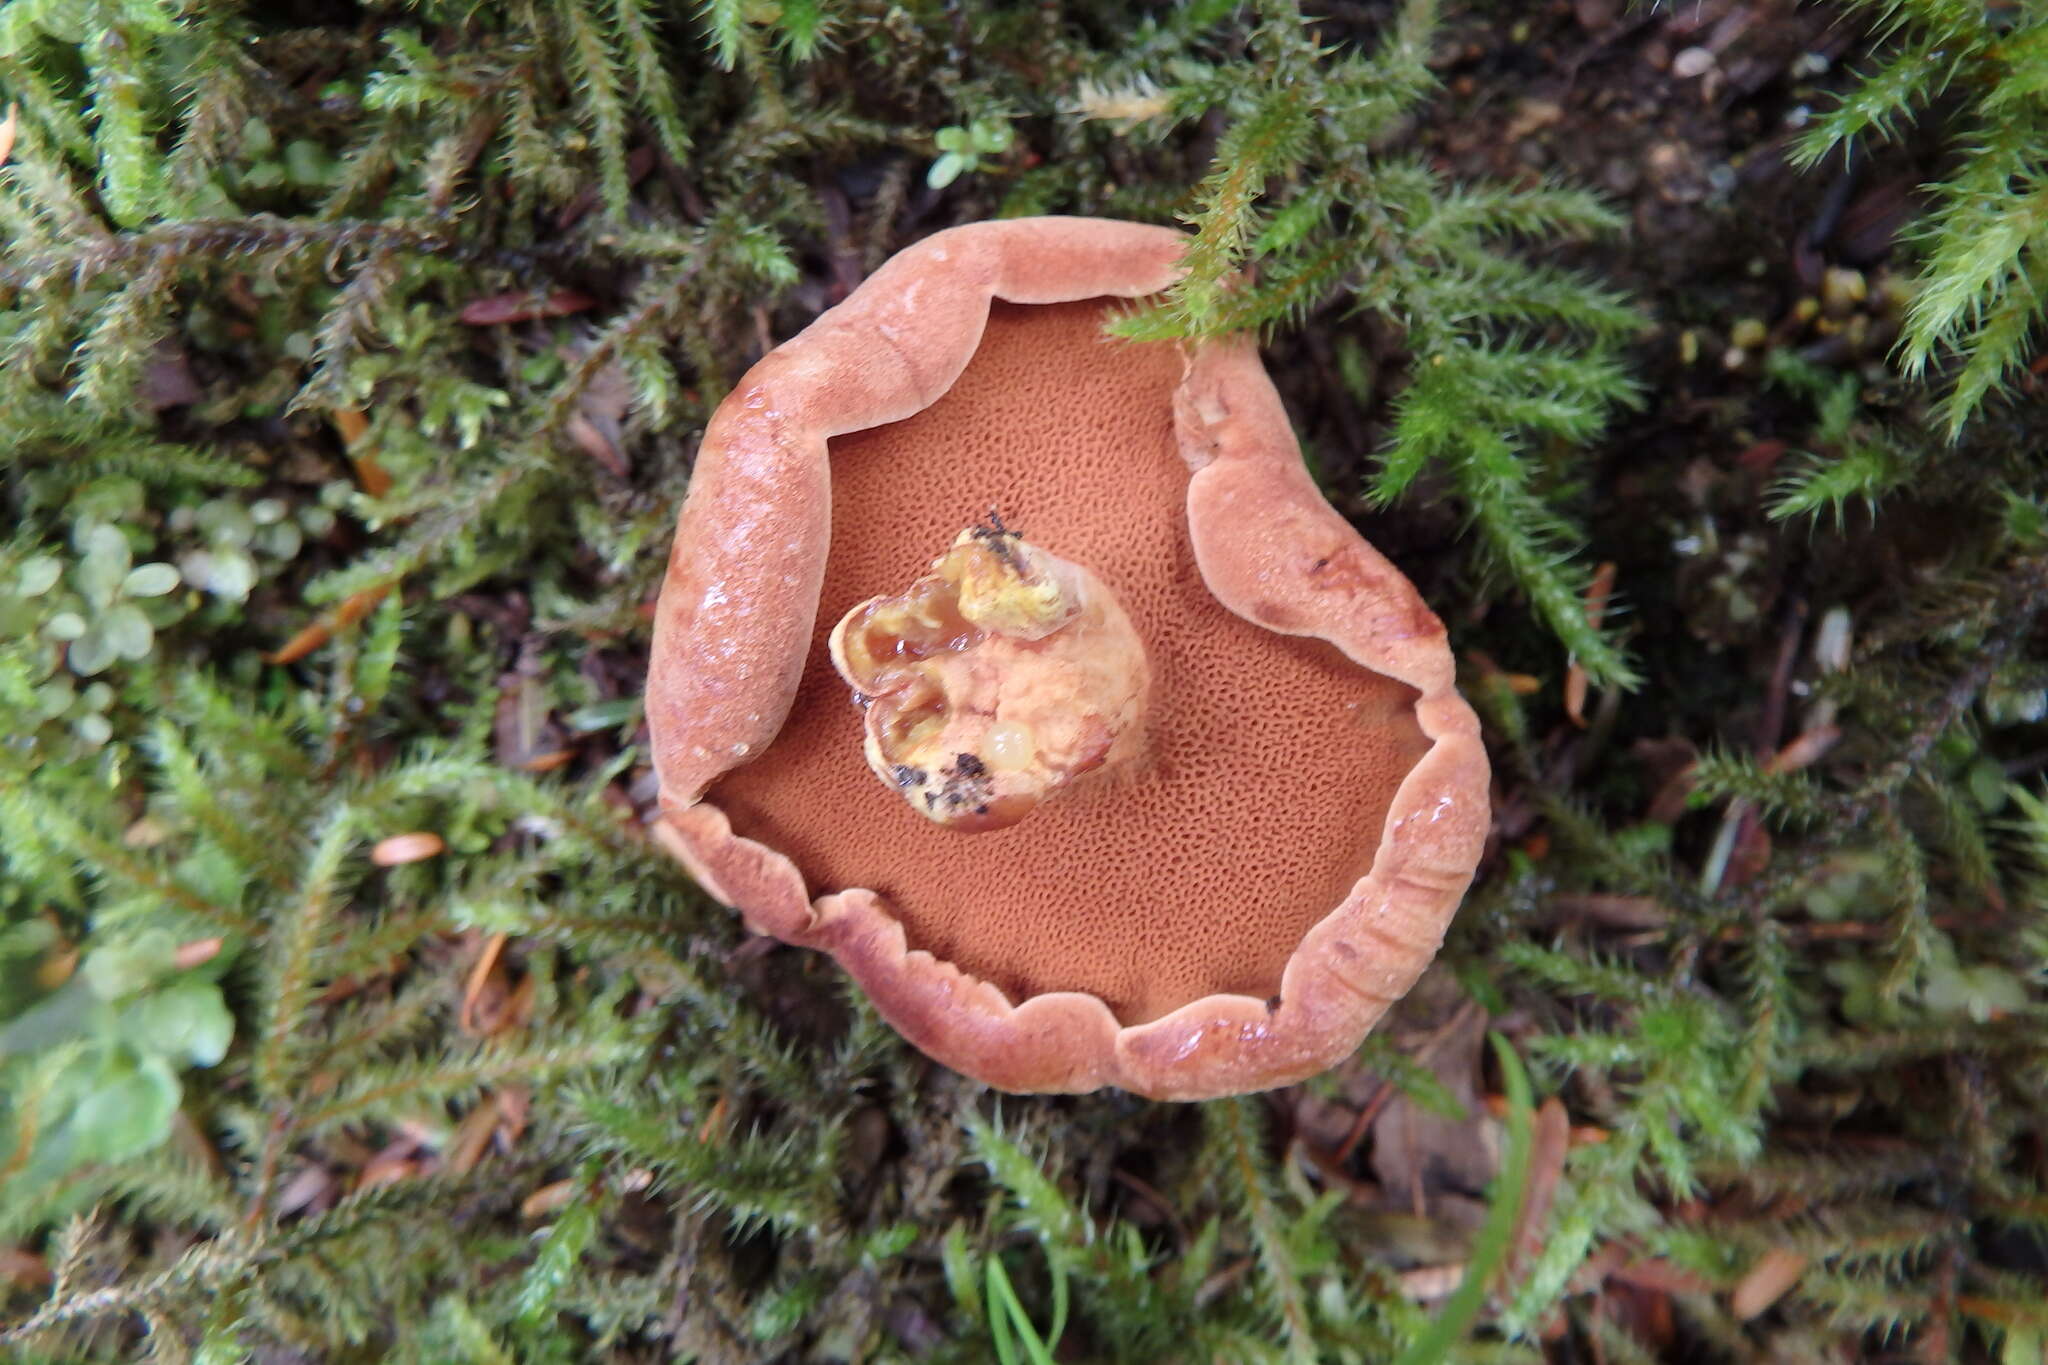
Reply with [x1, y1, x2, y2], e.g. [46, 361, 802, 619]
[710, 299, 1429, 1024]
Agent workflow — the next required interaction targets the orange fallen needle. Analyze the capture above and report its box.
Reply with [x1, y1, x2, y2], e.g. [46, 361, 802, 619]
[266, 581, 394, 664]
[266, 409, 400, 663]
[331, 407, 393, 497]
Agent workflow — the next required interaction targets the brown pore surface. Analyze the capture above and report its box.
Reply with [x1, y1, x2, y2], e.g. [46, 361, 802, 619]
[709, 299, 1431, 1025]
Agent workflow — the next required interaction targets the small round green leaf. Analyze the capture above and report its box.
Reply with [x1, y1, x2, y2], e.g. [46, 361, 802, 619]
[123, 562, 182, 597]
[68, 628, 116, 676]
[207, 548, 259, 602]
[34, 678, 74, 719]
[75, 527, 133, 604]
[240, 116, 275, 157]
[102, 604, 155, 660]
[196, 500, 255, 548]
[17, 557, 62, 597]
[256, 522, 303, 561]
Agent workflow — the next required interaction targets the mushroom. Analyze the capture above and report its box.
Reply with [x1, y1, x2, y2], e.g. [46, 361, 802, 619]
[646, 217, 1489, 1100]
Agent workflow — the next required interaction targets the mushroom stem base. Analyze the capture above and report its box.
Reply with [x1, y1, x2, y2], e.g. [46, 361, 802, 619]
[828, 527, 1150, 832]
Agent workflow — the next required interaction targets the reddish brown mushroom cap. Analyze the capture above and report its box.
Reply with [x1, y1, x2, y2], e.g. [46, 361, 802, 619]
[646, 217, 1489, 1100]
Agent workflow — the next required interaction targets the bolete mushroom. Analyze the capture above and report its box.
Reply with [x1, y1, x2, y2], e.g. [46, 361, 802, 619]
[646, 217, 1489, 1100]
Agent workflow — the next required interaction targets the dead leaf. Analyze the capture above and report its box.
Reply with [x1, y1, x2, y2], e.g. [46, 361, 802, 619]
[447, 1096, 502, 1176]
[1332, 1081, 1399, 1164]
[1736, 438, 1788, 473]
[1608, 1277, 1680, 1352]
[1731, 1247, 1808, 1320]
[1766, 725, 1841, 774]
[696, 1091, 730, 1146]
[459, 289, 597, 325]
[1369, 988, 1493, 1217]
[169, 1108, 225, 1176]
[1504, 98, 1564, 143]
[496, 1086, 531, 1148]
[1637, 741, 1699, 825]
[1508, 1098, 1571, 1283]
[34, 947, 76, 991]
[1724, 812, 1772, 887]
[1397, 1263, 1465, 1300]
[522, 1179, 577, 1218]
[554, 143, 656, 230]
[1196, 1259, 1256, 1309]
[1610, 1257, 1713, 1295]
[372, 832, 446, 867]
[330, 408, 393, 498]
[1465, 650, 1541, 695]
[274, 1163, 338, 1218]
[564, 361, 635, 478]
[174, 937, 224, 969]
[1566, 562, 1618, 728]
[0, 1246, 50, 1288]
[493, 670, 567, 770]
[138, 343, 201, 411]
[1550, 894, 1671, 930]
[502, 972, 537, 1032]
[357, 1140, 424, 1191]
[460, 933, 513, 1036]
[267, 582, 395, 665]
[1574, 0, 1620, 28]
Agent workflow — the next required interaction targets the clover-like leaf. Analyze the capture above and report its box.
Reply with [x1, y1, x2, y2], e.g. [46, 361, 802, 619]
[125, 980, 235, 1069]
[66, 1048, 181, 1165]
[80, 930, 181, 1000]
[1921, 963, 2030, 1023]
[75, 525, 133, 605]
[967, 119, 1014, 154]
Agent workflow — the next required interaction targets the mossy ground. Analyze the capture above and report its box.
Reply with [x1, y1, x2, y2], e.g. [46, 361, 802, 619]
[5, 1, 2048, 1361]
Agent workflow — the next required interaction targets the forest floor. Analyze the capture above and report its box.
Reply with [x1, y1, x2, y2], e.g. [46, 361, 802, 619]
[5, 0, 2048, 1362]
